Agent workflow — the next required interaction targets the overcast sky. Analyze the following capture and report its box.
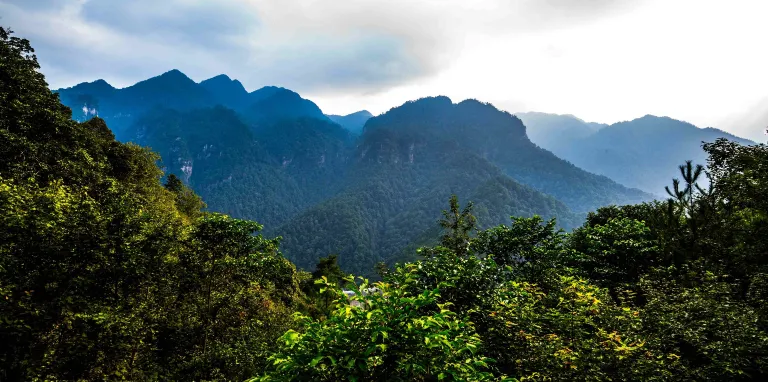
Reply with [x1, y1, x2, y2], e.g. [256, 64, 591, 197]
[2, 0, 767, 140]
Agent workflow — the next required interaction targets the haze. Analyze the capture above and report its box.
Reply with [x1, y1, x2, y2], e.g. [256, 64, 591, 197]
[2, 0, 766, 140]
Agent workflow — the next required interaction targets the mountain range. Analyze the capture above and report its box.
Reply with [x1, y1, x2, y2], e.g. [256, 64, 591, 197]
[56, 70, 327, 140]
[54, 70, 749, 274]
[517, 112, 755, 194]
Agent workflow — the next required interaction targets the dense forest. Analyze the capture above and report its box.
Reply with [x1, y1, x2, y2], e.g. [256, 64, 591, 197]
[55, 60, 655, 275]
[4, 27, 768, 381]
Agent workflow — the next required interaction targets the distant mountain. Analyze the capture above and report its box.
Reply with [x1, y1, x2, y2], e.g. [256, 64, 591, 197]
[120, 69, 215, 111]
[520, 113, 755, 194]
[275, 97, 654, 274]
[327, 110, 374, 134]
[361, 97, 650, 213]
[55, 70, 328, 139]
[517, 112, 606, 152]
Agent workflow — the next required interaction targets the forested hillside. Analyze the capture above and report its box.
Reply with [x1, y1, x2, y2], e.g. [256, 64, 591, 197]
[54, 70, 651, 273]
[4, 28, 768, 381]
[275, 126, 580, 274]
[127, 106, 354, 229]
[363, 97, 650, 212]
[519, 113, 755, 194]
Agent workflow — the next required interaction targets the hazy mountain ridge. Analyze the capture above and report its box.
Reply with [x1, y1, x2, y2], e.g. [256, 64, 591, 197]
[327, 110, 374, 134]
[516, 112, 606, 152]
[519, 112, 755, 194]
[55, 70, 328, 139]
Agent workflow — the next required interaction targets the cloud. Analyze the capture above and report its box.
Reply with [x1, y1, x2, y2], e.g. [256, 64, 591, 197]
[718, 96, 768, 142]
[78, 0, 260, 51]
[0, 0, 644, 95]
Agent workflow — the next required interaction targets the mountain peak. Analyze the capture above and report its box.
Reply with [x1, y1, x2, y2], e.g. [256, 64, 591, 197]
[199, 74, 248, 107]
[90, 79, 114, 89]
[412, 95, 453, 106]
[161, 69, 188, 78]
[130, 69, 197, 89]
[350, 110, 373, 118]
[456, 98, 506, 114]
[201, 74, 232, 83]
[57, 78, 116, 93]
[241, 86, 327, 124]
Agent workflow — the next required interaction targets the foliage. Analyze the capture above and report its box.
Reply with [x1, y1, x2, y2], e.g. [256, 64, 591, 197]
[5, 25, 768, 382]
[438, 195, 477, 257]
[568, 217, 661, 293]
[0, 27, 306, 381]
[485, 274, 676, 381]
[640, 265, 768, 380]
[256, 272, 495, 381]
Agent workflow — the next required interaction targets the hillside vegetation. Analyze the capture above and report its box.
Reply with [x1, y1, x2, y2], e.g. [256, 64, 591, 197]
[4, 28, 768, 381]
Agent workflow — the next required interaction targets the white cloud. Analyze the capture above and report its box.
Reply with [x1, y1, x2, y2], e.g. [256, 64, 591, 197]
[2, 0, 767, 141]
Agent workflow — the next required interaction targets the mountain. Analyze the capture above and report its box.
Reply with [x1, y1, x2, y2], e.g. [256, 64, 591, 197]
[362, 97, 650, 212]
[327, 110, 374, 134]
[56, 70, 215, 139]
[199, 74, 248, 108]
[126, 106, 354, 229]
[274, 97, 653, 274]
[120, 69, 215, 111]
[55, 70, 329, 139]
[275, 120, 580, 274]
[520, 113, 755, 194]
[242, 87, 329, 127]
[516, 112, 606, 152]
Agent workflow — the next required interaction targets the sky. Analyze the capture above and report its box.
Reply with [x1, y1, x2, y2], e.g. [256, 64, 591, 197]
[2, 0, 767, 141]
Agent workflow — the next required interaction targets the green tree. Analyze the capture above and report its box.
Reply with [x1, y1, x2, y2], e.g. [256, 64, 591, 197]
[0, 26, 307, 381]
[438, 195, 477, 257]
[568, 217, 661, 297]
[164, 173, 206, 220]
[640, 264, 768, 381]
[472, 215, 566, 277]
[256, 272, 494, 381]
[307, 254, 347, 313]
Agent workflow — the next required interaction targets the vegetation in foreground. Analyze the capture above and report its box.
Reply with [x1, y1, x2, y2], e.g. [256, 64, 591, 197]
[3, 27, 768, 381]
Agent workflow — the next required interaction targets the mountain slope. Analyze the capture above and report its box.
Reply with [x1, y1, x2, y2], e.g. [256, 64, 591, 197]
[276, 122, 580, 274]
[523, 114, 755, 194]
[126, 106, 354, 228]
[364, 97, 651, 212]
